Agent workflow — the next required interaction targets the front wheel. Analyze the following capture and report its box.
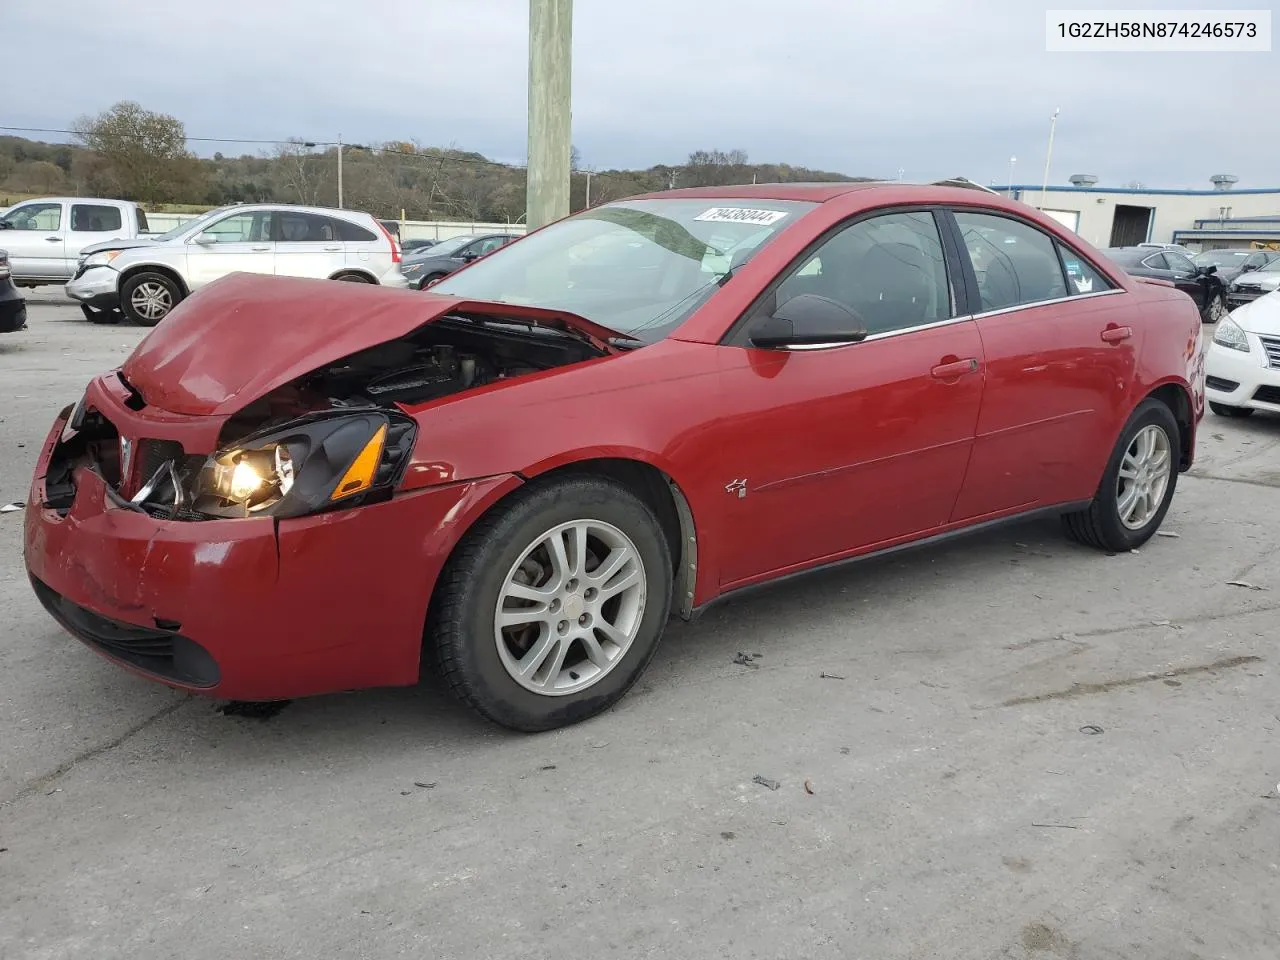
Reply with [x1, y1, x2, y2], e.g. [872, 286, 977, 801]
[1062, 399, 1180, 552]
[429, 476, 673, 732]
[1203, 293, 1227, 324]
[419, 272, 447, 290]
[120, 272, 182, 326]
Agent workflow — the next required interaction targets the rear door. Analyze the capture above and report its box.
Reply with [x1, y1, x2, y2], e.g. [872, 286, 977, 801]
[66, 203, 129, 276]
[712, 207, 986, 587]
[0, 201, 67, 279]
[183, 210, 276, 289]
[334, 216, 386, 274]
[947, 208, 1136, 519]
[274, 211, 346, 279]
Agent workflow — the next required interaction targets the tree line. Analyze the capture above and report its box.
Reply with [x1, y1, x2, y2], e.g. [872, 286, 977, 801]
[0, 101, 866, 222]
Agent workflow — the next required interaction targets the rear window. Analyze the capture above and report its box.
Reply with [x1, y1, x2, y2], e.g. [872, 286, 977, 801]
[70, 204, 123, 232]
[335, 219, 378, 242]
[135, 206, 149, 233]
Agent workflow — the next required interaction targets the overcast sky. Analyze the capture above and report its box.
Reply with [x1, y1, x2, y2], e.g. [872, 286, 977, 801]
[8, 0, 1278, 189]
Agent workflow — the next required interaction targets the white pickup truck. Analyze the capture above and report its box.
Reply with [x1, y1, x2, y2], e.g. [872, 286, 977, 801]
[0, 197, 152, 287]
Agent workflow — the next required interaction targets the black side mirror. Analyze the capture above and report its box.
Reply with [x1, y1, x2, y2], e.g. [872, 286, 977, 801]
[1242, 263, 1258, 272]
[459, 250, 478, 262]
[748, 293, 869, 349]
[1199, 264, 1217, 276]
[0, 221, 12, 230]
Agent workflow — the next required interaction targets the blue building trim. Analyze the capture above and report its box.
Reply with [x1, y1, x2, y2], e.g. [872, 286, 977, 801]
[1007, 184, 1280, 197]
[1193, 215, 1280, 228]
[1173, 229, 1280, 241]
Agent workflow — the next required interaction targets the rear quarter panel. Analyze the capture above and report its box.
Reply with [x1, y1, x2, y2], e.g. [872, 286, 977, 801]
[1129, 283, 1205, 462]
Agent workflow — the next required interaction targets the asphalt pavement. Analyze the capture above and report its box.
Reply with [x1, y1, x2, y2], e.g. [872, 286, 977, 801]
[2, 302, 1278, 960]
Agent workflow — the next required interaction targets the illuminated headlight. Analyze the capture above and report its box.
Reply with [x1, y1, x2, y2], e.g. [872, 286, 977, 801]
[82, 250, 123, 269]
[188, 412, 416, 519]
[1212, 317, 1250, 353]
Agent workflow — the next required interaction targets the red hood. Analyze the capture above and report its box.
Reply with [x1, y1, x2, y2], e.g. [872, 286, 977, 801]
[120, 273, 623, 416]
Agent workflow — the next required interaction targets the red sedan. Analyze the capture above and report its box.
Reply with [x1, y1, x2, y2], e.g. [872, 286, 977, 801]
[24, 182, 1205, 731]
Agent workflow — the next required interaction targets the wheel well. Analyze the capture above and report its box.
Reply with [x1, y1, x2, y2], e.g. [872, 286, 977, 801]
[120, 264, 189, 297]
[330, 270, 377, 283]
[1146, 383, 1193, 470]
[526, 459, 699, 620]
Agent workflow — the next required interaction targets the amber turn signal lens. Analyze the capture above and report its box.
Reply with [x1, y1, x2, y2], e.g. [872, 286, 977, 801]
[331, 424, 387, 500]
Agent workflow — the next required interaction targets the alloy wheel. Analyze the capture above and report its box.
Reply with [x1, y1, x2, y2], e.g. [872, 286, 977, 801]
[1115, 424, 1172, 531]
[130, 281, 172, 322]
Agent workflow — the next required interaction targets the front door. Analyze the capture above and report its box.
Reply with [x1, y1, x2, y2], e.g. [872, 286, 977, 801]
[184, 210, 276, 289]
[711, 209, 986, 588]
[947, 209, 1137, 519]
[0, 201, 67, 279]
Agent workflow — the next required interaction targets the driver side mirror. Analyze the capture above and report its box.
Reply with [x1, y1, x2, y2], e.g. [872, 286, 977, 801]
[748, 293, 869, 349]
[1197, 263, 1217, 276]
[459, 250, 479, 262]
[1242, 263, 1258, 272]
[0, 221, 12, 230]
[193, 232, 218, 245]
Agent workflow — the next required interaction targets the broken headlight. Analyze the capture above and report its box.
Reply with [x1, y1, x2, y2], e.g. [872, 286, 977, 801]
[190, 412, 417, 519]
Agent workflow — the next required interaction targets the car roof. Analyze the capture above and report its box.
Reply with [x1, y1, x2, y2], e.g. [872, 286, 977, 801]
[625, 179, 1020, 206]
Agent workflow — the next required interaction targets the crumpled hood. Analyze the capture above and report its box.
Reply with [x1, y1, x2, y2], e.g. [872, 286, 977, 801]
[120, 272, 624, 416]
[79, 237, 163, 257]
[1233, 270, 1280, 291]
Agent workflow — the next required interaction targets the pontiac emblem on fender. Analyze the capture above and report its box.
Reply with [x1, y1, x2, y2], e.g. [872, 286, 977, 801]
[119, 436, 134, 483]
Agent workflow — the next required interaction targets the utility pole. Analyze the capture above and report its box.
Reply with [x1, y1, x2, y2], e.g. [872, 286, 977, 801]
[584, 169, 591, 209]
[1040, 107, 1060, 209]
[337, 133, 344, 209]
[526, 0, 573, 230]
[1008, 156, 1017, 198]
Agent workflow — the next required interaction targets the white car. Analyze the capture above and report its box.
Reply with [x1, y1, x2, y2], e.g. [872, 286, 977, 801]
[66, 204, 407, 326]
[1204, 291, 1280, 417]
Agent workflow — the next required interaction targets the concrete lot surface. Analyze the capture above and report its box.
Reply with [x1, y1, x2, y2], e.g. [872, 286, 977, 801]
[2, 303, 1279, 959]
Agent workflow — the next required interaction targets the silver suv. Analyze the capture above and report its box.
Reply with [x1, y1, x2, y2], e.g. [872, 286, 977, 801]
[66, 203, 407, 325]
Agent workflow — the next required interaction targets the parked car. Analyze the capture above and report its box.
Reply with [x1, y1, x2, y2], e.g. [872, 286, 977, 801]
[1192, 247, 1280, 287]
[1226, 261, 1280, 309]
[1138, 242, 1197, 257]
[401, 238, 439, 254]
[1102, 246, 1228, 322]
[0, 249, 27, 333]
[66, 203, 407, 326]
[24, 182, 1204, 731]
[1204, 290, 1280, 417]
[0, 198, 152, 288]
[400, 233, 518, 289]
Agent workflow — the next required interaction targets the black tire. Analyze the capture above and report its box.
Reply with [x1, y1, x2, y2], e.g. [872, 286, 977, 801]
[81, 304, 121, 325]
[429, 475, 673, 732]
[333, 272, 374, 283]
[119, 271, 182, 327]
[1203, 293, 1227, 324]
[1210, 401, 1254, 418]
[420, 272, 447, 290]
[1062, 398, 1180, 552]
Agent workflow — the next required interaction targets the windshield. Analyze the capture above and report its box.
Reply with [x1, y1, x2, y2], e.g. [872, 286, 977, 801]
[416, 234, 478, 258]
[1194, 249, 1250, 266]
[429, 198, 816, 342]
[153, 207, 228, 241]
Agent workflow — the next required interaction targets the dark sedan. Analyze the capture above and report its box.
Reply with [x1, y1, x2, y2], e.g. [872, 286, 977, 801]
[0, 250, 27, 333]
[1192, 247, 1280, 287]
[400, 233, 518, 289]
[1102, 246, 1228, 323]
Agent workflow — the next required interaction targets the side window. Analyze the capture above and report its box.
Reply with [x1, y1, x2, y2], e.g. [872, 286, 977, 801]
[1, 202, 62, 231]
[70, 204, 123, 233]
[1165, 252, 1196, 275]
[1141, 253, 1168, 270]
[476, 236, 507, 255]
[278, 212, 338, 242]
[203, 212, 272, 243]
[774, 210, 952, 335]
[1056, 243, 1112, 295]
[333, 219, 377, 242]
[134, 206, 150, 233]
[953, 211, 1068, 312]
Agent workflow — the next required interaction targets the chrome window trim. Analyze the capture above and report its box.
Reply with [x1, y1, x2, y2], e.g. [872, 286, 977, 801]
[969, 287, 1126, 321]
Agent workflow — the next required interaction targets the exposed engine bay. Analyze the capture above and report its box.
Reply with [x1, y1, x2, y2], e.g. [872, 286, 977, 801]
[219, 313, 607, 445]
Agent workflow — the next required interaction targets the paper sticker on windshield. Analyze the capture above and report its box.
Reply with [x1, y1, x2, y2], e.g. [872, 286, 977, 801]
[693, 207, 789, 226]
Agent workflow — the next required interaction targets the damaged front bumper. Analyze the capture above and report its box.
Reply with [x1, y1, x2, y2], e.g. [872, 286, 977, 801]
[23, 387, 522, 701]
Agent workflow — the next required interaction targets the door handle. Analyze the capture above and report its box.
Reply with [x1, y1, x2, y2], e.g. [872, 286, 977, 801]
[931, 357, 979, 379]
[45, 236, 62, 242]
[323, 245, 342, 251]
[1101, 326, 1132, 343]
[251, 245, 271, 252]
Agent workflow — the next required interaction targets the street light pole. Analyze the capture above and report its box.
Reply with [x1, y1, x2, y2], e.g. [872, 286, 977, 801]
[1041, 107, 1060, 209]
[1008, 156, 1017, 198]
[337, 133, 343, 209]
[526, 0, 573, 230]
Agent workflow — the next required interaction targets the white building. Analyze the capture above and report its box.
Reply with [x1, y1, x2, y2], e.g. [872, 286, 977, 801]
[1004, 175, 1280, 252]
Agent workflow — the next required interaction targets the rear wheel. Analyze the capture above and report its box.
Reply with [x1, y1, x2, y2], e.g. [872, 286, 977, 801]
[1210, 401, 1254, 418]
[430, 476, 673, 732]
[333, 272, 374, 283]
[1062, 399, 1180, 552]
[120, 272, 181, 326]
